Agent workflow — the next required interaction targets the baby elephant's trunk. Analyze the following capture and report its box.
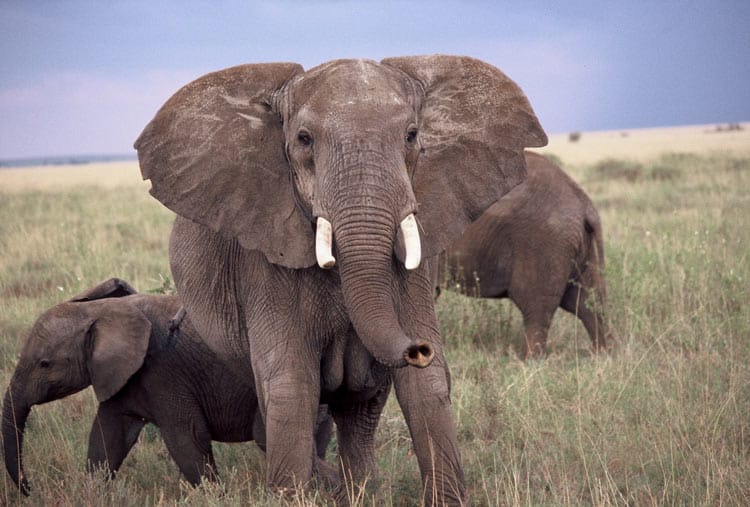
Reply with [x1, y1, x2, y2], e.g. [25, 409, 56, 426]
[2, 386, 31, 496]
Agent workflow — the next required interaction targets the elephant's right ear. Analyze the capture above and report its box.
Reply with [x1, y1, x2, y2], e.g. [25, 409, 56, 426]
[86, 302, 151, 402]
[135, 63, 316, 268]
[69, 278, 138, 302]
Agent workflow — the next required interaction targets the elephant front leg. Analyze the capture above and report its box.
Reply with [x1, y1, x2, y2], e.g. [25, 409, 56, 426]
[393, 364, 466, 505]
[255, 360, 322, 493]
[87, 404, 146, 479]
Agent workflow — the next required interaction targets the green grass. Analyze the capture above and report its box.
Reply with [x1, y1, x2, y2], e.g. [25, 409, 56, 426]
[1, 154, 749, 505]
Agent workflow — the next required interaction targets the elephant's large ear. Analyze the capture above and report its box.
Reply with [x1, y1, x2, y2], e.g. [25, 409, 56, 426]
[85, 302, 151, 402]
[382, 55, 547, 258]
[69, 278, 138, 302]
[135, 63, 315, 268]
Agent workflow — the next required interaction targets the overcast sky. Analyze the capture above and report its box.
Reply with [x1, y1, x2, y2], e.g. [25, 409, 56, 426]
[1, 0, 748, 159]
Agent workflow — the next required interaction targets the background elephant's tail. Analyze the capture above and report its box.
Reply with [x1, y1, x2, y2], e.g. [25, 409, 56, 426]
[584, 203, 605, 275]
[583, 203, 614, 349]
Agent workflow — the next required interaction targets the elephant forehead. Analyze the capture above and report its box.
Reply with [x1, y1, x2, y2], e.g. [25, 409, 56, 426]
[295, 104, 411, 137]
[298, 59, 409, 109]
[31, 305, 87, 339]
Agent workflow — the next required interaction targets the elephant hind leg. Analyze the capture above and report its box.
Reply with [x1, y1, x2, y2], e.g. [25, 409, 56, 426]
[329, 381, 391, 499]
[560, 283, 610, 351]
[515, 295, 557, 359]
[314, 405, 334, 460]
[511, 276, 564, 359]
[520, 318, 553, 359]
[310, 405, 339, 489]
[160, 416, 218, 486]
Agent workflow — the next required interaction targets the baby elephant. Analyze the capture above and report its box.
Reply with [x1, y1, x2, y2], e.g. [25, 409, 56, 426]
[2, 278, 333, 495]
[438, 152, 613, 358]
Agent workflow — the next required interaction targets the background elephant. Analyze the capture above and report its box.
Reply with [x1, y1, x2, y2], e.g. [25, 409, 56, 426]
[438, 152, 613, 358]
[135, 55, 546, 504]
[1, 278, 334, 496]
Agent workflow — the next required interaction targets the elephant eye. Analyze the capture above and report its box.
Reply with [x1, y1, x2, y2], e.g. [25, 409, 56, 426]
[297, 129, 313, 147]
[39, 359, 50, 369]
[406, 127, 418, 145]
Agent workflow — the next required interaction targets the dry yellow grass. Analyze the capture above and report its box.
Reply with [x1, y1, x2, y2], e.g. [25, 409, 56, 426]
[533, 122, 750, 165]
[0, 161, 146, 192]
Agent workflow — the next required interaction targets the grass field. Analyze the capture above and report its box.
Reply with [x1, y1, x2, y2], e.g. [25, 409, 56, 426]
[535, 122, 750, 165]
[1, 124, 749, 505]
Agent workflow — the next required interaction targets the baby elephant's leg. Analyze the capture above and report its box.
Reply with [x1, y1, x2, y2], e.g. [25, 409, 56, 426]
[159, 413, 217, 486]
[87, 403, 146, 479]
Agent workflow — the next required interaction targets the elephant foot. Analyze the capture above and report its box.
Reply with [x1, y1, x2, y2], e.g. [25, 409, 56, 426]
[521, 342, 546, 360]
[331, 479, 372, 507]
[314, 458, 341, 490]
[596, 332, 618, 354]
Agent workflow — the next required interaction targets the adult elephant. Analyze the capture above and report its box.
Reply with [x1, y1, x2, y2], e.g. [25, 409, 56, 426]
[437, 152, 613, 358]
[135, 55, 546, 504]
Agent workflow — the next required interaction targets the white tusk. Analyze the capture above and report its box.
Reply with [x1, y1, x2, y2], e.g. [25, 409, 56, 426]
[315, 217, 336, 269]
[400, 213, 421, 270]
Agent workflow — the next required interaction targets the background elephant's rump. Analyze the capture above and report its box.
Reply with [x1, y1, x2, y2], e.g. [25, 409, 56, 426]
[438, 152, 612, 357]
[137, 55, 546, 504]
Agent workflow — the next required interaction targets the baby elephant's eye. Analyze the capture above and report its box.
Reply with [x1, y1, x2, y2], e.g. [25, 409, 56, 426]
[297, 129, 313, 147]
[406, 127, 418, 145]
[39, 359, 50, 369]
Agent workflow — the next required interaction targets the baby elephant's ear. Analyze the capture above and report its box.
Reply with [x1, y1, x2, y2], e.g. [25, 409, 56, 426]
[86, 302, 151, 402]
[69, 278, 138, 302]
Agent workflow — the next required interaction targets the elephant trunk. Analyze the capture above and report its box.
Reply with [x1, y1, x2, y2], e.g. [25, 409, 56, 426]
[2, 385, 31, 496]
[331, 200, 433, 369]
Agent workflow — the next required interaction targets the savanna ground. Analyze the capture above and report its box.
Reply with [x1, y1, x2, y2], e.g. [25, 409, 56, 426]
[1, 123, 748, 505]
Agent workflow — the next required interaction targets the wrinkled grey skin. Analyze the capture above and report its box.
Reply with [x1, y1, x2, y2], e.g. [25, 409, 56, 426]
[438, 152, 612, 358]
[1, 278, 334, 496]
[135, 55, 546, 504]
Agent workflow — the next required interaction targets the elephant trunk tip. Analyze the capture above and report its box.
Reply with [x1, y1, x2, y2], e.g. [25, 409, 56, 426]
[19, 474, 30, 496]
[405, 340, 434, 368]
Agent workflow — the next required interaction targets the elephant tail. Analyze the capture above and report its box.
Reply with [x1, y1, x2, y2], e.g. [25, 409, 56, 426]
[583, 204, 612, 346]
[581, 203, 609, 316]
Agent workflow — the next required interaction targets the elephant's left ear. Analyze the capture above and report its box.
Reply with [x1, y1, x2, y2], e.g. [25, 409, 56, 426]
[69, 278, 138, 302]
[86, 302, 151, 402]
[382, 55, 547, 258]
